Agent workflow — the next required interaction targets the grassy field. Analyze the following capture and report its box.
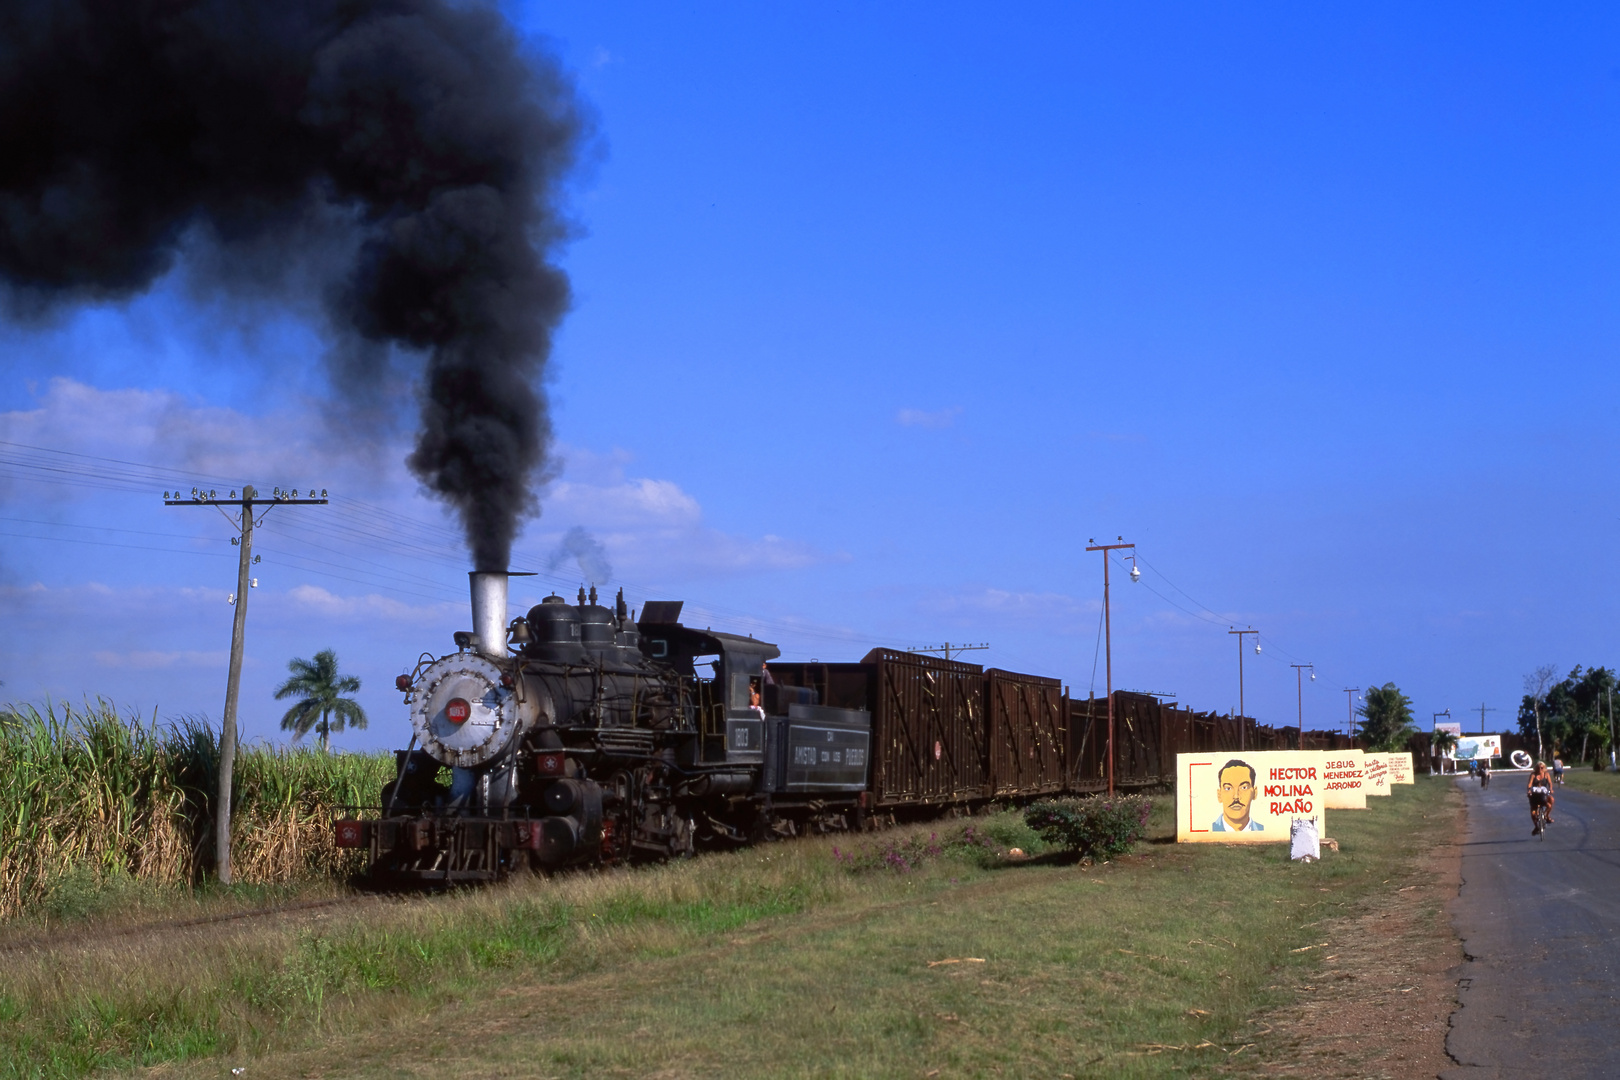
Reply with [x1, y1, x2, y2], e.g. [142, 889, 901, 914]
[0, 700, 392, 921]
[1549, 766, 1620, 800]
[0, 778, 1458, 1080]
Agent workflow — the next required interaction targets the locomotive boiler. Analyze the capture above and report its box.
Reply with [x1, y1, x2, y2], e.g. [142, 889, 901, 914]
[336, 571, 872, 881]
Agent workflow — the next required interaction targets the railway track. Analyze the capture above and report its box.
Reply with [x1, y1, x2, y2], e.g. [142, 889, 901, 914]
[0, 893, 387, 954]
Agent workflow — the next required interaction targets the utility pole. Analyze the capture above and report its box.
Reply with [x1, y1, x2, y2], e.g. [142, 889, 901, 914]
[166, 484, 327, 884]
[1343, 687, 1361, 744]
[906, 642, 989, 662]
[1290, 663, 1314, 750]
[1474, 702, 1498, 735]
[1086, 537, 1136, 797]
[1228, 628, 1259, 750]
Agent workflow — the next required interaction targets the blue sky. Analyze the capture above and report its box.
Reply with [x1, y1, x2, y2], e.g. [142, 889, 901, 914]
[4, 2, 1619, 749]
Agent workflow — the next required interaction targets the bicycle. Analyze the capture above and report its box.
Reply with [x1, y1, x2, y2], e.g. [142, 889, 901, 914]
[1531, 791, 1552, 836]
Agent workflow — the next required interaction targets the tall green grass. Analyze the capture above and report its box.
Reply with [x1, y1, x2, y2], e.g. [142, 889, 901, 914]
[0, 700, 392, 919]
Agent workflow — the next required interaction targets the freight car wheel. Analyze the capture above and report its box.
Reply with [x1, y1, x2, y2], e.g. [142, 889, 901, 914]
[748, 807, 774, 844]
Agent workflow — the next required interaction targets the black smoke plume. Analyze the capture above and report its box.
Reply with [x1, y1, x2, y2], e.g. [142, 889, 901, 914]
[0, 0, 586, 570]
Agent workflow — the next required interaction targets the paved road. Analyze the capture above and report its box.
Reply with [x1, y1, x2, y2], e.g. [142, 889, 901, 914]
[1443, 776, 1620, 1079]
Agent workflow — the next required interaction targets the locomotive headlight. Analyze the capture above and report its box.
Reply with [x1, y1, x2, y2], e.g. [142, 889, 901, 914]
[409, 654, 538, 769]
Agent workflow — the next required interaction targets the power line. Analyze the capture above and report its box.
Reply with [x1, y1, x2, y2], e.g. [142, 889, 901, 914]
[1112, 549, 1355, 694]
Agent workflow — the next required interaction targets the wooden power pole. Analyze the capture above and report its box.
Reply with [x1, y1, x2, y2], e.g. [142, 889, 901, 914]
[1228, 627, 1259, 751]
[1086, 537, 1135, 797]
[166, 484, 327, 884]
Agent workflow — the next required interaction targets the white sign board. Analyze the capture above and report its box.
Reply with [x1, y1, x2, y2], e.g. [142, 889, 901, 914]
[1321, 750, 1366, 809]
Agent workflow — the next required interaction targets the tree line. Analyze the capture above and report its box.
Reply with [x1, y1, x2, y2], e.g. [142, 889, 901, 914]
[1519, 664, 1616, 766]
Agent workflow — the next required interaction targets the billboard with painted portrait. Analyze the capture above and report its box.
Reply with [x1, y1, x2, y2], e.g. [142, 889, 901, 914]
[1176, 752, 1327, 843]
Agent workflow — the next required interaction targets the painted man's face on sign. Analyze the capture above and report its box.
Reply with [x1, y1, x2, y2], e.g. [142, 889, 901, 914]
[1218, 762, 1257, 829]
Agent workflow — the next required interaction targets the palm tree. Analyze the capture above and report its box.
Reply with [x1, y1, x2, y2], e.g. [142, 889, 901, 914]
[274, 649, 366, 752]
[1430, 728, 1459, 776]
[1357, 683, 1417, 751]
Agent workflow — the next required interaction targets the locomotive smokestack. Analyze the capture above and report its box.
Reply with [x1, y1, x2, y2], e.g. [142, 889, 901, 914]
[469, 571, 511, 660]
[0, 0, 588, 570]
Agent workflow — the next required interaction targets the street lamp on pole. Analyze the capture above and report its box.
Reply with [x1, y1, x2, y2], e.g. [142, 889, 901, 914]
[1290, 664, 1314, 749]
[1086, 537, 1136, 797]
[1228, 627, 1259, 750]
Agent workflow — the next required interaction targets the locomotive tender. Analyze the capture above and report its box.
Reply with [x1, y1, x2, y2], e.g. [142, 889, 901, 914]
[334, 571, 1359, 882]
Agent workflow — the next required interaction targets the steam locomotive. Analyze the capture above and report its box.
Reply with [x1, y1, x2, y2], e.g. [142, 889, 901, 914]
[335, 571, 873, 881]
[333, 571, 1360, 882]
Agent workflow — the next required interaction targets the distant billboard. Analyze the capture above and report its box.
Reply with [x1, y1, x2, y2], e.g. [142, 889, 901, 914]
[1321, 750, 1366, 810]
[1388, 752, 1415, 784]
[1452, 735, 1501, 761]
[1363, 753, 1392, 795]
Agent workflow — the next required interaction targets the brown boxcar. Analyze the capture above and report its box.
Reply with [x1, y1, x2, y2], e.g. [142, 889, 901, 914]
[861, 649, 988, 806]
[985, 668, 1066, 796]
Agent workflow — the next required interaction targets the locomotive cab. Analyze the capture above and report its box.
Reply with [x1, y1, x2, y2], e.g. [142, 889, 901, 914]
[637, 601, 778, 765]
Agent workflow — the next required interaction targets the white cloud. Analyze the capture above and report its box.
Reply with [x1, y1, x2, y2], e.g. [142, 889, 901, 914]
[0, 378, 343, 499]
[93, 649, 229, 670]
[282, 584, 454, 622]
[0, 580, 227, 612]
[525, 443, 841, 582]
[896, 406, 962, 429]
[546, 476, 701, 529]
[2, 381, 840, 607]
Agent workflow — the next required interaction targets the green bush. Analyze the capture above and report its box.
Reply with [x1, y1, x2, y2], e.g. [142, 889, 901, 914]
[830, 816, 1044, 874]
[1023, 794, 1152, 859]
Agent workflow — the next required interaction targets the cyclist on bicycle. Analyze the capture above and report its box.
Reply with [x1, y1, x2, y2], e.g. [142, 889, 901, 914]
[1528, 761, 1555, 830]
